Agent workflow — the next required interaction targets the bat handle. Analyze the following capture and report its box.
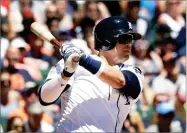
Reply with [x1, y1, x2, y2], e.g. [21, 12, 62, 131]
[50, 38, 61, 49]
[51, 38, 81, 63]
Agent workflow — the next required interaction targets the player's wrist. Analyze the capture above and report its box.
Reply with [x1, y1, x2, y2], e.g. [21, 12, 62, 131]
[60, 75, 70, 81]
[58, 73, 69, 84]
[61, 70, 74, 79]
[60, 46, 82, 78]
[79, 55, 105, 76]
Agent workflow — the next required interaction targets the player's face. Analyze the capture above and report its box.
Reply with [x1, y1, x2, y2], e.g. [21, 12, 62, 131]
[116, 39, 132, 60]
[101, 39, 132, 65]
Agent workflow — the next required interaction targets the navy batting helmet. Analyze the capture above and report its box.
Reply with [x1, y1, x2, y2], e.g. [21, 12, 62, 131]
[94, 16, 142, 51]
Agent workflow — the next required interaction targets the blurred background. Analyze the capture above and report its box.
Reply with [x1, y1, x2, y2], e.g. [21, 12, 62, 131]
[0, 0, 186, 132]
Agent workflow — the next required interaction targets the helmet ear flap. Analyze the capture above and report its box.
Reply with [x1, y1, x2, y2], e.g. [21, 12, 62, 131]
[95, 41, 111, 51]
[94, 33, 117, 51]
[94, 40, 101, 51]
[95, 40, 117, 51]
[94, 33, 102, 50]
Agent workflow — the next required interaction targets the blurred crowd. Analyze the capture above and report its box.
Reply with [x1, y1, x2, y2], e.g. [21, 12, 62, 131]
[0, 0, 186, 132]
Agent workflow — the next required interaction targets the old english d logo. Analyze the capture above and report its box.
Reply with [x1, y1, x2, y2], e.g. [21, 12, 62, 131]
[128, 22, 132, 30]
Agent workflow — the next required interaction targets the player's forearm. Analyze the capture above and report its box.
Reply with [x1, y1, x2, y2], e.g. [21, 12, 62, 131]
[40, 75, 68, 104]
[99, 65, 125, 88]
[79, 55, 125, 88]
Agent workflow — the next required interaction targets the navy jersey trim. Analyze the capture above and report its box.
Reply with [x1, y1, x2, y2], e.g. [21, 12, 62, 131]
[114, 63, 124, 132]
[108, 86, 111, 101]
[115, 93, 120, 132]
[119, 70, 141, 99]
[38, 79, 70, 106]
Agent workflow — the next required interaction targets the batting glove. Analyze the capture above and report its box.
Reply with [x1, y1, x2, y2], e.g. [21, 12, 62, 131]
[60, 42, 84, 77]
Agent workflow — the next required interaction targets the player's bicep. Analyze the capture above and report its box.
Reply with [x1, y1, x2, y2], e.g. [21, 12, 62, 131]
[118, 67, 144, 99]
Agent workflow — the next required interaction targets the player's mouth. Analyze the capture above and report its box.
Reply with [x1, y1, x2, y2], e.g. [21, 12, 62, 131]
[123, 49, 130, 53]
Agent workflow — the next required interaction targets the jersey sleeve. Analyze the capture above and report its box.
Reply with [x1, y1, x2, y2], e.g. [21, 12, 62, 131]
[118, 65, 144, 102]
[38, 59, 74, 106]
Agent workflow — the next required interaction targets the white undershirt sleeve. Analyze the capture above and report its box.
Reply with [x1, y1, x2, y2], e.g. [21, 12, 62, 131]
[40, 74, 68, 103]
[39, 59, 69, 104]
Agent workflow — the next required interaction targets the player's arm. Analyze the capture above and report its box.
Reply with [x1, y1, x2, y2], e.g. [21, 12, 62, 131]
[59, 44, 143, 99]
[98, 63, 125, 88]
[58, 43, 125, 89]
[77, 54, 124, 87]
[38, 61, 69, 105]
[78, 54, 143, 99]
[38, 45, 81, 105]
[118, 66, 144, 100]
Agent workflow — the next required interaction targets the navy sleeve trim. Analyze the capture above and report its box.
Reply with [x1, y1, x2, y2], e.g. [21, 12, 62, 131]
[79, 55, 101, 74]
[38, 79, 70, 106]
[118, 70, 141, 99]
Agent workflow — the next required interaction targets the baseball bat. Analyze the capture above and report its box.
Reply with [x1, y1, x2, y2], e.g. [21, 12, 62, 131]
[30, 22, 80, 62]
[30, 22, 61, 48]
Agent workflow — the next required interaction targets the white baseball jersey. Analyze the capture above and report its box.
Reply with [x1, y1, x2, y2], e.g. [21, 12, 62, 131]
[44, 56, 144, 132]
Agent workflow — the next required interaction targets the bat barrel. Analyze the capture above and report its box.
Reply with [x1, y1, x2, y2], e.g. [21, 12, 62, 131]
[30, 22, 61, 48]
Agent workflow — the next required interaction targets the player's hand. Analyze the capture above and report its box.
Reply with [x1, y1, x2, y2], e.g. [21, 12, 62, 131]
[60, 42, 84, 76]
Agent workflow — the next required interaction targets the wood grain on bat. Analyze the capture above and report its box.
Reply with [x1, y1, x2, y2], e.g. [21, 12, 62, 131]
[30, 22, 61, 48]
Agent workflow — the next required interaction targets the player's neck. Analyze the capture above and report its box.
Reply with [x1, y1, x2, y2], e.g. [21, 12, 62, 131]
[98, 52, 111, 65]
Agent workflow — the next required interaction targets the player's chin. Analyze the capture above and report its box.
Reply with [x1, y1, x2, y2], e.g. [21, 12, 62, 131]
[116, 56, 129, 64]
[122, 55, 129, 62]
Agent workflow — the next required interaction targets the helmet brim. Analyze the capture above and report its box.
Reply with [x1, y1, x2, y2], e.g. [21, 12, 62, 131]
[127, 32, 142, 40]
[117, 32, 142, 41]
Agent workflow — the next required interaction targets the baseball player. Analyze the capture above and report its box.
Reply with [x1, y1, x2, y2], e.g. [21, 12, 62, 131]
[39, 16, 144, 132]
